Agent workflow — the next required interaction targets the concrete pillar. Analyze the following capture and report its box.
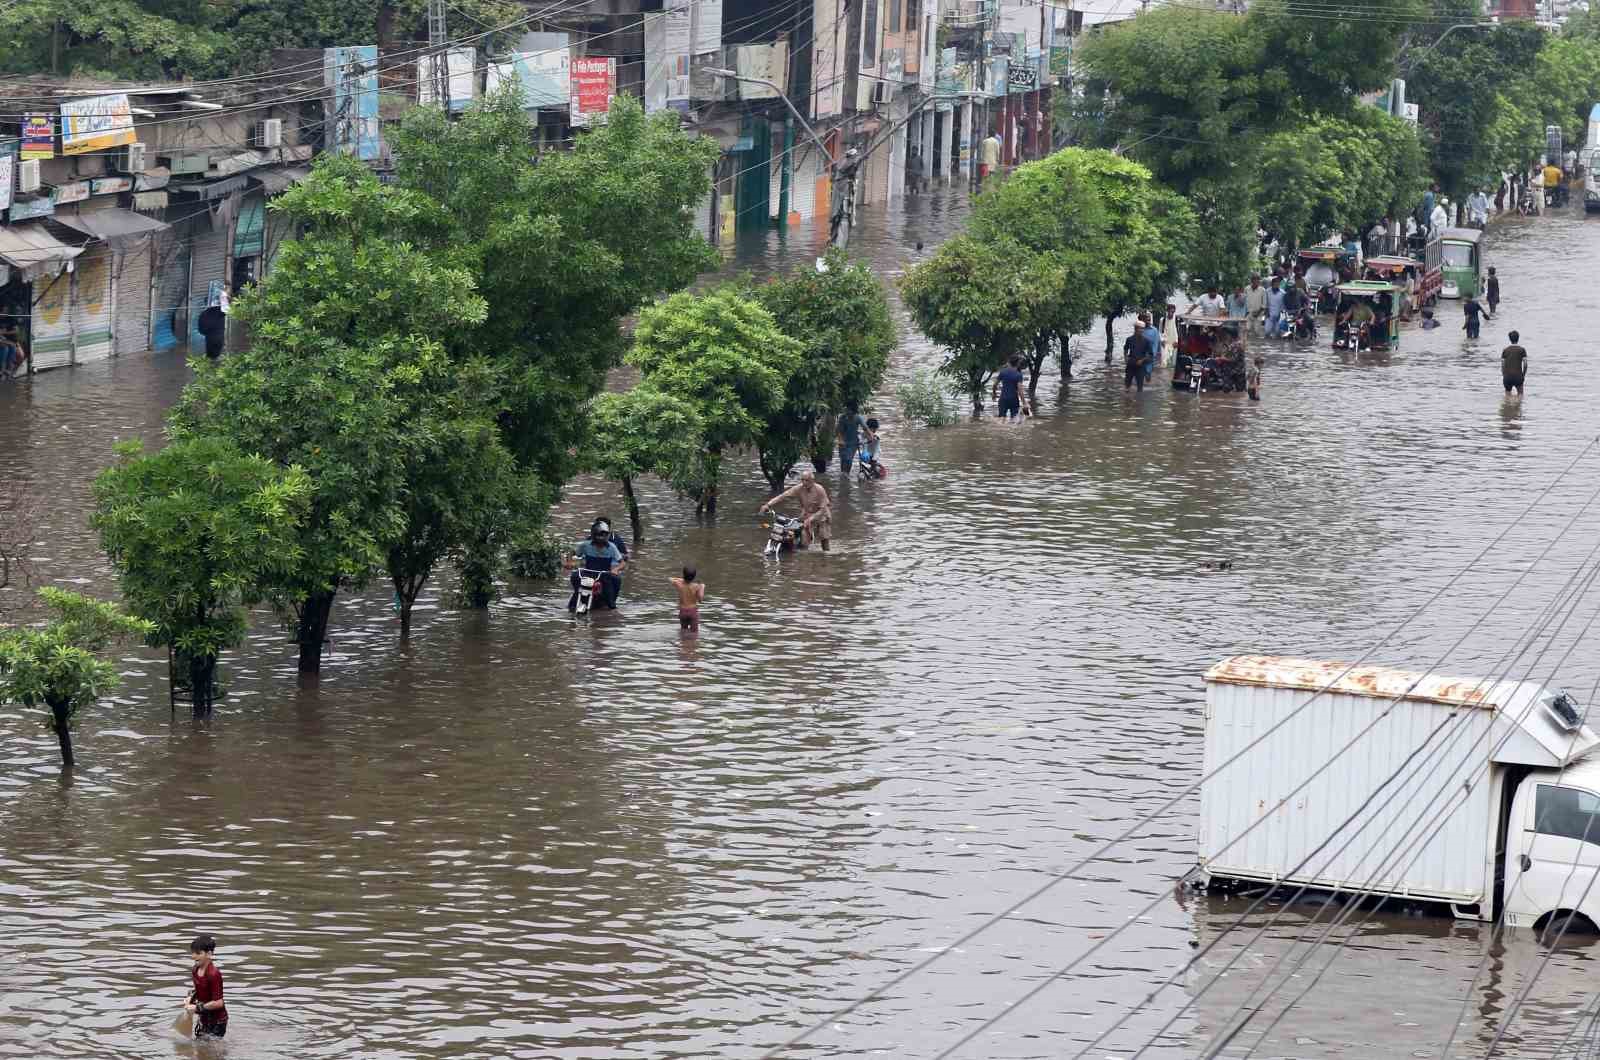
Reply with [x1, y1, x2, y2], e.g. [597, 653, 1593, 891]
[921, 107, 936, 187]
[960, 100, 973, 184]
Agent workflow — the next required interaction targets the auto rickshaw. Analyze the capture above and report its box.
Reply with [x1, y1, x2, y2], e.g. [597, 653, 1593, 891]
[1439, 227, 1484, 300]
[1331, 282, 1402, 352]
[1172, 314, 1249, 393]
[1297, 244, 1356, 313]
[1362, 256, 1429, 319]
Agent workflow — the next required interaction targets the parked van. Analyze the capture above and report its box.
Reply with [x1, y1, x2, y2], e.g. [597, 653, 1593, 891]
[1193, 656, 1600, 933]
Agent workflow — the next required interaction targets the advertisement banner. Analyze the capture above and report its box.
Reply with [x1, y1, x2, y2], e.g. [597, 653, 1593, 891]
[9, 196, 53, 221]
[644, 1, 691, 114]
[489, 38, 572, 110]
[810, 0, 845, 119]
[418, 48, 477, 112]
[0, 141, 14, 213]
[569, 56, 617, 126]
[60, 94, 136, 156]
[91, 176, 133, 195]
[734, 43, 788, 100]
[694, 0, 723, 57]
[53, 180, 90, 205]
[21, 115, 53, 160]
[324, 46, 381, 161]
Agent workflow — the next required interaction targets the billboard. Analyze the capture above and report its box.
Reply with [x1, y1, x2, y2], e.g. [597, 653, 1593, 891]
[0, 141, 13, 212]
[570, 56, 617, 126]
[489, 34, 572, 110]
[324, 46, 381, 161]
[418, 48, 477, 112]
[21, 115, 53, 160]
[734, 42, 788, 100]
[60, 94, 136, 156]
[694, 0, 723, 57]
[644, 1, 691, 114]
[811, 0, 846, 118]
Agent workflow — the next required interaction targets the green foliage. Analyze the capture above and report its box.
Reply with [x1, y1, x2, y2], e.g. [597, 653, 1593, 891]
[1249, 0, 1427, 100]
[390, 90, 719, 488]
[0, 588, 151, 766]
[579, 386, 704, 538]
[627, 287, 802, 503]
[749, 248, 895, 491]
[92, 437, 311, 705]
[507, 529, 566, 580]
[171, 155, 488, 664]
[899, 235, 1047, 411]
[896, 370, 959, 428]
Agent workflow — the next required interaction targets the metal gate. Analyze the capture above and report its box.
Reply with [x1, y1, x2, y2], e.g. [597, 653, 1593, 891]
[72, 248, 114, 363]
[151, 229, 190, 351]
[32, 270, 72, 370]
[187, 222, 227, 353]
[113, 238, 153, 356]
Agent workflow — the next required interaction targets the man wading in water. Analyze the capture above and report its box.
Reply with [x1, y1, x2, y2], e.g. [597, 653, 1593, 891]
[760, 469, 832, 552]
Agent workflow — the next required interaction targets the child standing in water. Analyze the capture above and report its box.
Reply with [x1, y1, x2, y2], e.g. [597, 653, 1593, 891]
[670, 567, 705, 635]
[184, 934, 228, 1039]
[1247, 356, 1264, 402]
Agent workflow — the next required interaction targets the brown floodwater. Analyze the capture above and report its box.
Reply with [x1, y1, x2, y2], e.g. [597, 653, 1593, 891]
[2, 190, 1600, 1060]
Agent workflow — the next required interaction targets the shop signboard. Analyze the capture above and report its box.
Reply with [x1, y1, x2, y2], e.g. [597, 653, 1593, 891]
[488, 36, 572, 110]
[569, 56, 617, 126]
[644, 0, 692, 113]
[0, 141, 14, 212]
[9, 197, 54, 221]
[60, 93, 136, 156]
[53, 181, 90, 205]
[91, 176, 133, 196]
[21, 115, 54, 160]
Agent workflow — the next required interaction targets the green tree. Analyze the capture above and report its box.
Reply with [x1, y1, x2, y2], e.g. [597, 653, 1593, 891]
[172, 155, 487, 673]
[1249, 0, 1427, 100]
[93, 437, 311, 714]
[900, 235, 1048, 413]
[1257, 112, 1428, 249]
[579, 387, 704, 544]
[626, 287, 802, 512]
[0, 588, 151, 768]
[749, 249, 895, 491]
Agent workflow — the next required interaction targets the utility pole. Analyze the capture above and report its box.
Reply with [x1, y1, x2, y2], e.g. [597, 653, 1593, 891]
[427, 0, 451, 111]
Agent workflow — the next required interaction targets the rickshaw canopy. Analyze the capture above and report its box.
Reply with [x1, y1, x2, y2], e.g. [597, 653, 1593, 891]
[1439, 227, 1484, 246]
[1364, 256, 1416, 273]
[1334, 281, 1401, 297]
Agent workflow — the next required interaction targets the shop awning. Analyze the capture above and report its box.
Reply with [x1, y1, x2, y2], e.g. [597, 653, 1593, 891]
[170, 174, 249, 201]
[0, 222, 82, 282]
[52, 209, 170, 248]
[251, 166, 312, 197]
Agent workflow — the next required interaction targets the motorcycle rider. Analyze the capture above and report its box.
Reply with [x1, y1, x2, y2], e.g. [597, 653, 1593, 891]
[565, 518, 627, 610]
[759, 468, 832, 552]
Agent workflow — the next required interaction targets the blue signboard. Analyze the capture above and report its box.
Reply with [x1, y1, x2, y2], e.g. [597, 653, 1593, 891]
[324, 46, 381, 162]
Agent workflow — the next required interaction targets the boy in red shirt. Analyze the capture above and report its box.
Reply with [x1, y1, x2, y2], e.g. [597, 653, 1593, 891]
[184, 934, 228, 1038]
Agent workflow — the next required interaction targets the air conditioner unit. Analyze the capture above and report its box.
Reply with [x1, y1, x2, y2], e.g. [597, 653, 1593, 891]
[253, 118, 283, 149]
[871, 81, 891, 106]
[17, 159, 40, 194]
[122, 142, 147, 173]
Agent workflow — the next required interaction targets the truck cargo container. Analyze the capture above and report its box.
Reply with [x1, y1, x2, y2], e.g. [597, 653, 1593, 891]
[1193, 656, 1600, 932]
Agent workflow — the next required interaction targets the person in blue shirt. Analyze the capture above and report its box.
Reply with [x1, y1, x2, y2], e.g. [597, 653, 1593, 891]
[1264, 279, 1286, 338]
[1140, 314, 1163, 383]
[992, 356, 1027, 419]
[566, 518, 627, 610]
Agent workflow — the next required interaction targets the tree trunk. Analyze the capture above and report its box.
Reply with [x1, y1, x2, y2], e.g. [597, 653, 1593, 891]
[189, 654, 218, 718]
[1104, 313, 1116, 355]
[48, 697, 73, 768]
[1028, 333, 1049, 391]
[621, 476, 643, 546]
[296, 589, 336, 674]
[394, 574, 424, 640]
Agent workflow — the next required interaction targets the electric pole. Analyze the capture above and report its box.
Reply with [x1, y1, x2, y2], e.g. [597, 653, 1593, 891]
[428, 0, 451, 111]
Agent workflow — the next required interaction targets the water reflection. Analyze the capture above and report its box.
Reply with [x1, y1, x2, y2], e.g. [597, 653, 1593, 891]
[0, 192, 1598, 1057]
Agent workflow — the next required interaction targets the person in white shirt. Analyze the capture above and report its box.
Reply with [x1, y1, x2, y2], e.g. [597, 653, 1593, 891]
[1196, 285, 1227, 317]
[1430, 199, 1449, 231]
[1468, 189, 1489, 228]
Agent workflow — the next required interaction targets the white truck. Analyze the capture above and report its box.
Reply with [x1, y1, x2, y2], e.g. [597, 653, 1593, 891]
[1193, 656, 1600, 933]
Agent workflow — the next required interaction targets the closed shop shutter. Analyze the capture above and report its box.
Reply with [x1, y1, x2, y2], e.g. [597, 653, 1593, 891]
[187, 222, 227, 353]
[790, 147, 820, 224]
[31, 271, 73, 371]
[151, 228, 189, 352]
[113, 238, 153, 355]
[233, 195, 265, 258]
[694, 188, 713, 243]
[264, 211, 294, 273]
[71, 247, 115, 363]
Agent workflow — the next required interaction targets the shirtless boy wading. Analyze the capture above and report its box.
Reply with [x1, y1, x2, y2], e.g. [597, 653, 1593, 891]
[759, 469, 832, 551]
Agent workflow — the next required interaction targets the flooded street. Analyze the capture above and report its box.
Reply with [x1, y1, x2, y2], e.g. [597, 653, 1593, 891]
[3, 191, 1600, 1060]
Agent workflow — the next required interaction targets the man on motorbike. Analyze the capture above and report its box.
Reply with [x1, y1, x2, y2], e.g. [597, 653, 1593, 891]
[760, 469, 832, 552]
[566, 518, 627, 610]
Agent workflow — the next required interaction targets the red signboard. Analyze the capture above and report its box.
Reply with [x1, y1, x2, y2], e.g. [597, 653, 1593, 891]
[569, 57, 617, 127]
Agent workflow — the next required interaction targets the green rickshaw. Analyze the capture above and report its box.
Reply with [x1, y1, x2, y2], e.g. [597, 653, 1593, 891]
[1439, 227, 1484, 300]
[1331, 282, 1402, 352]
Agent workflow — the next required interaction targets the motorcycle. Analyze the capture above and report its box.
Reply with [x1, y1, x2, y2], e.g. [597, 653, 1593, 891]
[1292, 306, 1318, 345]
[572, 566, 604, 615]
[856, 455, 887, 482]
[761, 512, 806, 558]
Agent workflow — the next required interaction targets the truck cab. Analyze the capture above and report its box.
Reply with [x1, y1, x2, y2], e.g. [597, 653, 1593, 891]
[1502, 756, 1600, 933]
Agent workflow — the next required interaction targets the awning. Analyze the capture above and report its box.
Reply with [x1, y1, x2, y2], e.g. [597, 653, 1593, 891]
[170, 174, 249, 201]
[52, 208, 170, 249]
[251, 166, 311, 197]
[0, 222, 82, 282]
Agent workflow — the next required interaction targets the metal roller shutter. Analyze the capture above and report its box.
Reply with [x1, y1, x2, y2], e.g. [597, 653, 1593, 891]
[114, 238, 153, 356]
[151, 229, 189, 352]
[187, 223, 227, 353]
[71, 248, 115, 364]
[31, 271, 73, 371]
[790, 146, 819, 224]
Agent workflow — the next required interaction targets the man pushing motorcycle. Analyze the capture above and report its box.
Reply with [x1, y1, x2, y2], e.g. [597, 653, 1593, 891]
[565, 518, 627, 610]
[759, 469, 832, 552]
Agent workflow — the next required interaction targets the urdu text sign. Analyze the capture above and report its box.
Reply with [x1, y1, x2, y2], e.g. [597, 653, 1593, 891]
[60, 94, 136, 156]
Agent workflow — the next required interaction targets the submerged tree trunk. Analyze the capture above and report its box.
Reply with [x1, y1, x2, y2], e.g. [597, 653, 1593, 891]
[1028, 332, 1050, 391]
[1104, 313, 1116, 355]
[189, 653, 218, 718]
[48, 696, 72, 768]
[394, 574, 425, 640]
[296, 588, 336, 674]
[621, 476, 643, 546]
[459, 535, 497, 609]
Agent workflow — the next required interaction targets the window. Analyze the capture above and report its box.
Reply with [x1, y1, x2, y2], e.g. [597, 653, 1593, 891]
[1536, 785, 1600, 844]
[863, 0, 878, 65]
[889, 0, 902, 33]
[1441, 243, 1474, 268]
